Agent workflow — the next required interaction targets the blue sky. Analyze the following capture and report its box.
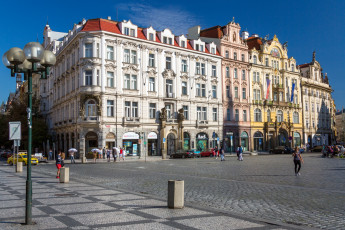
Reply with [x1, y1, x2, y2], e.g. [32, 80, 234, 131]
[1, 0, 344, 109]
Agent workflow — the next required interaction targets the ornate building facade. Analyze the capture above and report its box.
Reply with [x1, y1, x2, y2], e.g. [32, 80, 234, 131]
[43, 18, 223, 159]
[247, 35, 303, 151]
[299, 52, 334, 146]
[188, 20, 250, 152]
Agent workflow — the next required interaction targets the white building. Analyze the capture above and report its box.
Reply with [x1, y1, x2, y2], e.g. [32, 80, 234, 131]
[43, 17, 223, 159]
[299, 51, 333, 146]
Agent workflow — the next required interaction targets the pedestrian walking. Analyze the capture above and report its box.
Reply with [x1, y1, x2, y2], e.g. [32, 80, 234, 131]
[70, 151, 75, 164]
[102, 147, 106, 159]
[237, 145, 243, 161]
[122, 148, 126, 161]
[113, 147, 119, 162]
[214, 146, 218, 159]
[49, 149, 53, 160]
[93, 150, 97, 163]
[292, 147, 304, 176]
[106, 149, 111, 162]
[56, 152, 62, 179]
[220, 146, 225, 161]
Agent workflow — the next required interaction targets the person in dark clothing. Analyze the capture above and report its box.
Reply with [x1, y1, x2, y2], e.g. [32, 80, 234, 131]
[292, 147, 304, 176]
[56, 152, 62, 179]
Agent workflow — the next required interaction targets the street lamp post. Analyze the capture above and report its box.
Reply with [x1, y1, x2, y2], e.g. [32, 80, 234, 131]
[3, 42, 56, 225]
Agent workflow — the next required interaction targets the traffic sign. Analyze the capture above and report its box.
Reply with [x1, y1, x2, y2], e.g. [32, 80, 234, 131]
[163, 138, 166, 143]
[9, 122, 21, 140]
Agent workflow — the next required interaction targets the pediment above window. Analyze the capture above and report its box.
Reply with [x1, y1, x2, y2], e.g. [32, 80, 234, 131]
[180, 74, 189, 80]
[225, 79, 231, 85]
[162, 69, 176, 79]
[211, 79, 218, 84]
[105, 63, 117, 71]
[147, 68, 157, 77]
[195, 75, 207, 81]
[122, 64, 139, 74]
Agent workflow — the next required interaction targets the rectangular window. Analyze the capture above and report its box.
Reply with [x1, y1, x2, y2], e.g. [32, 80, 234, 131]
[235, 109, 239, 121]
[149, 103, 156, 119]
[183, 105, 189, 120]
[131, 50, 137, 64]
[212, 85, 217, 98]
[149, 53, 155, 67]
[163, 37, 167, 44]
[196, 83, 201, 96]
[125, 101, 131, 117]
[107, 100, 114, 117]
[256, 90, 261, 100]
[213, 108, 217, 121]
[182, 81, 187, 95]
[166, 79, 173, 97]
[235, 87, 238, 98]
[124, 74, 130, 89]
[97, 70, 100, 86]
[130, 28, 135, 37]
[181, 59, 187, 72]
[85, 43, 93, 58]
[242, 88, 246, 99]
[168, 37, 173, 45]
[225, 51, 229, 58]
[124, 27, 130, 35]
[212, 65, 216, 77]
[196, 44, 199, 51]
[211, 47, 215, 54]
[97, 43, 100, 58]
[243, 110, 247, 121]
[124, 49, 130, 63]
[201, 84, 206, 97]
[181, 41, 186, 48]
[149, 77, 155, 91]
[234, 68, 238, 78]
[274, 92, 277, 101]
[107, 72, 114, 87]
[132, 102, 138, 117]
[226, 86, 230, 98]
[265, 58, 269, 66]
[195, 62, 200, 75]
[85, 70, 92, 86]
[226, 67, 230, 78]
[242, 70, 246, 80]
[131, 75, 137, 90]
[200, 45, 204, 52]
[241, 54, 245, 61]
[166, 56, 171, 69]
[149, 33, 154, 41]
[227, 109, 231, 121]
[201, 63, 205, 75]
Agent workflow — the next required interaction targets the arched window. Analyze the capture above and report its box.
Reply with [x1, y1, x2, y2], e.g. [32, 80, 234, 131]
[253, 55, 257, 64]
[254, 108, 262, 122]
[225, 51, 229, 58]
[291, 64, 295, 72]
[277, 110, 283, 122]
[86, 100, 97, 117]
[267, 110, 271, 122]
[293, 112, 299, 123]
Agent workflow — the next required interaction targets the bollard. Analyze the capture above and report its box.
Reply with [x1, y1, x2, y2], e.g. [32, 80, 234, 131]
[168, 180, 184, 209]
[81, 156, 86, 163]
[16, 162, 23, 173]
[59, 167, 69, 183]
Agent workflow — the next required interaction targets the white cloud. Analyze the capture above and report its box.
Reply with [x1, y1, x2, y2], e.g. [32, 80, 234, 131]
[116, 3, 199, 35]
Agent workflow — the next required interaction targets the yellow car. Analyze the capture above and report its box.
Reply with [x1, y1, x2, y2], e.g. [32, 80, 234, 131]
[7, 153, 39, 166]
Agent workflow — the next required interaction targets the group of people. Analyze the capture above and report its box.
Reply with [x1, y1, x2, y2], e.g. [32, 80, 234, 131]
[322, 145, 345, 158]
[92, 147, 126, 163]
[210, 145, 244, 161]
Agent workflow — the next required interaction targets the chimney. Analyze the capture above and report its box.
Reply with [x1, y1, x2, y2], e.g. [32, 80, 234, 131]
[241, 31, 249, 40]
[107, 16, 111, 20]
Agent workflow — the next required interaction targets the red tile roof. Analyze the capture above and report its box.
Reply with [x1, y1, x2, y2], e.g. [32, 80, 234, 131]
[200, 26, 224, 38]
[246, 37, 262, 50]
[81, 18, 220, 56]
[298, 63, 309, 68]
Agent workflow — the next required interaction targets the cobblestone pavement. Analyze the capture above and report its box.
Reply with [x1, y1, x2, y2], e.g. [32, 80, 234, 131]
[5, 153, 345, 229]
[0, 166, 303, 230]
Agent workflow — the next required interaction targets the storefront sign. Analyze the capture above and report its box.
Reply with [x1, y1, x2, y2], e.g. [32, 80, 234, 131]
[133, 144, 138, 156]
[196, 133, 208, 139]
[123, 132, 139, 140]
[226, 132, 233, 135]
[148, 132, 157, 139]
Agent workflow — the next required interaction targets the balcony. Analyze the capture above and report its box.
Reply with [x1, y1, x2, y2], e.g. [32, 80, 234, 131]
[166, 92, 175, 98]
[123, 117, 140, 125]
[196, 120, 208, 127]
[166, 118, 178, 123]
[252, 100, 263, 105]
[82, 116, 99, 121]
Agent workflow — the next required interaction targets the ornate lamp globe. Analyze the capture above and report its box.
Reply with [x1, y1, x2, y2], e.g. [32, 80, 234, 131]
[2, 51, 12, 68]
[40, 50, 56, 67]
[18, 59, 32, 71]
[23, 42, 44, 63]
[6, 47, 25, 65]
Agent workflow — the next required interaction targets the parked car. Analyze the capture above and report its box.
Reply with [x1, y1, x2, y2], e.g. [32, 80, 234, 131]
[269, 146, 294, 154]
[0, 150, 12, 159]
[311, 146, 323, 152]
[7, 153, 39, 165]
[170, 150, 193, 159]
[186, 149, 201, 158]
[200, 149, 214, 157]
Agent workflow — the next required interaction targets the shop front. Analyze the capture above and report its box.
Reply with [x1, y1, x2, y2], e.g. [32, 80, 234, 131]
[196, 133, 208, 151]
[240, 131, 249, 151]
[183, 132, 190, 150]
[105, 132, 116, 149]
[122, 132, 139, 156]
[253, 131, 263, 151]
[278, 129, 288, 146]
[148, 132, 158, 156]
[293, 132, 301, 147]
[85, 131, 98, 153]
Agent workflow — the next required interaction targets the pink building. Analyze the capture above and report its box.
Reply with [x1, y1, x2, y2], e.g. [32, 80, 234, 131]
[188, 20, 250, 152]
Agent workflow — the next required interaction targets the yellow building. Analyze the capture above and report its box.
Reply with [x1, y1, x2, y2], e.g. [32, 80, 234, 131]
[247, 35, 303, 151]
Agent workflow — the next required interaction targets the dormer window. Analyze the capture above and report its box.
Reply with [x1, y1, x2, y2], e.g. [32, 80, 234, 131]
[163, 37, 167, 44]
[181, 40, 186, 48]
[124, 27, 130, 35]
[200, 45, 204, 51]
[168, 38, 173, 45]
[253, 55, 257, 64]
[196, 44, 199, 51]
[130, 29, 135, 37]
[149, 33, 154, 41]
[211, 47, 216, 54]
